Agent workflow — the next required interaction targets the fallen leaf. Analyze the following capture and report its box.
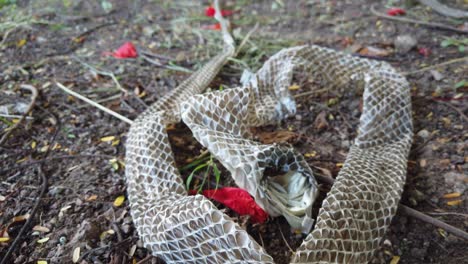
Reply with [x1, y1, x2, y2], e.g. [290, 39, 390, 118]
[288, 84, 300, 91]
[390, 255, 400, 264]
[109, 158, 119, 171]
[100, 136, 116, 142]
[0, 195, 5, 202]
[37, 237, 50, 244]
[12, 214, 30, 222]
[443, 192, 461, 199]
[304, 151, 317, 158]
[72, 247, 80, 263]
[314, 111, 329, 131]
[37, 261, 48, 264]
[16, 39, 27, 48]
[0, 237, 9, 243]
[446, 200, 462, 206]
[359, 46, 391, 57]
[86, 194, 98, 202]
[257, 130, 298, 144]
[129, 244, 137, 257]
[113, 195, 125, 207]
[33, 226, 50, 233]
[31, 141, 37, 149]
[99, 229, 115, 240]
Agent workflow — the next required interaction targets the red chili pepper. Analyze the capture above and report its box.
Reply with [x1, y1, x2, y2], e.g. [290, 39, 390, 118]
[190, 187, 269, 223]
[418, 47, 431, 57]
[387, 8, 406, 16]
[103, 42, 138, 58]
[205, 6, 234, 17]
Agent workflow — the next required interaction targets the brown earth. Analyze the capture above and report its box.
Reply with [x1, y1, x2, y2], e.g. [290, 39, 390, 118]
[0, 0, 467, 263]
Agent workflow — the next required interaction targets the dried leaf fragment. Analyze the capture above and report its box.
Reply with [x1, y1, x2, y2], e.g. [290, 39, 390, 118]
[113, 195, 125, 207]
[442, 192, 461, 199]
[446, 200, 463, 206]
[37, 237, 50, 244]
[390, 255, 400, 264]
[101, 136, 116, 142]
[0, 237, 10, 243]
[72, 247, 80, 263]
[33, 225, 50, 233]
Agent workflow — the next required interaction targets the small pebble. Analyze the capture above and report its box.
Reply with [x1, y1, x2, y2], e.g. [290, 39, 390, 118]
[394, 35, 418, 53]
[417, 129, 430, 139]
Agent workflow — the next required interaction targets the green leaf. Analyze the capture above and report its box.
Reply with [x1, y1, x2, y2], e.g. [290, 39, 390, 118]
[458, 45, 465, 53]
[212, 163, 221, 190]
[441, 39, 454, 47]
[186, 163, 208, 190]
[454, 80, 467, 89]
[179, 155, 210, 172]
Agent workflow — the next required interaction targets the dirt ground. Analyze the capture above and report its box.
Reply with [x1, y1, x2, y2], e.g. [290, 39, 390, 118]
[0, 0, 467, 263]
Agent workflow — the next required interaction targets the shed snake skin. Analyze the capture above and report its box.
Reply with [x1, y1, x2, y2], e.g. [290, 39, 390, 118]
[125, 2, 413, 263]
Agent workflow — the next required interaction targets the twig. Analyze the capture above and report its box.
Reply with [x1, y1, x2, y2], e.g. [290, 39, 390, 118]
[434, 100, 468, 123]
[370, 5, 468, 34]
[0, 111, 60, 264]
[426, 212, 468, 218]
[403, 57, 468, 75]
[0, 84, 38, 146]
[136, 255, 154, 264]
[72, 56, 127, 93]
[293, 87, 329, 99]
[418, 0, 468, 19]
[234, 23, 259, 57]
[277, 222, 294, 253]
[56, 82, 133, 125]
[399, 206, 468, 240]
[313, 174, 468, 241]
[0, 113, 34, 120]
[0, 154, 114, 176]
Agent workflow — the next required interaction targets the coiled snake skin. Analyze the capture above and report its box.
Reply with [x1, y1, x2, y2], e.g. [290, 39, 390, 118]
[125, 3, 413, 263]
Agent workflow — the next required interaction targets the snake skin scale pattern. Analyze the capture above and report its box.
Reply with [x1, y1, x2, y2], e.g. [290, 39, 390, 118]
[125, 5, 413, 263]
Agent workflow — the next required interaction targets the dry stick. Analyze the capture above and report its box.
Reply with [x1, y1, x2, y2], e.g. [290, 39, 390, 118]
[403, 56, 468, 76]
[234, 23, 259, 57]
[314, 174, 468, 241]
[72, 56, 127, 93]
[0, 84, 38, 146]
[370, 5, 468, 34]
[56, 82, 133, 125]
[57, 79, 468, 241]
[435, 100, 468, 123]
[418, 0, 468, 19]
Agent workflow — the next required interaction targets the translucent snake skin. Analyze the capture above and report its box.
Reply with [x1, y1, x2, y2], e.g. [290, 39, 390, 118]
[125, 3, 413, 263]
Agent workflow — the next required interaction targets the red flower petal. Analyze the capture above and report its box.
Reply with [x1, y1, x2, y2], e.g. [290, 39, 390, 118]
[205, 6, 216, 17]
[105, 42, 138, 59]
[418, 47, 431, 57]
[204, 5, 234, 17]
[387, 8, 406, 16]
[194, 187, 269, 223]
[202, 23, 222, 31]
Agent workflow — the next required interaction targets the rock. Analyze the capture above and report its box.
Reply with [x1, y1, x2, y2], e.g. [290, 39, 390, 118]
[394, 35, 417, 53]
[417, 129, 430, 139]
[429, 70, 444, 81]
